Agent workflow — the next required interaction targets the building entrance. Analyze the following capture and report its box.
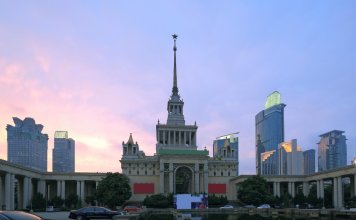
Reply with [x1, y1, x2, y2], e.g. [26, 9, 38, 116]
[175, 166, 193, 194]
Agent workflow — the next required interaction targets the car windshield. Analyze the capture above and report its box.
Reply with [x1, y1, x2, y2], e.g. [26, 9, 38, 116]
[78, 207, 95, 212]
[1, 212, 42, 220]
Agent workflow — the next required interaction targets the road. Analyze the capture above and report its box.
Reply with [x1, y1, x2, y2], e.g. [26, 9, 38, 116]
[36, 212, 70, 220]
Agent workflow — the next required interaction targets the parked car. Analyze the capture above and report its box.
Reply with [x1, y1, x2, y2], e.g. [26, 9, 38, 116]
[123, 205, 141, 213]
[243, 204, 256, 208]
[257, 204, 271, 209]
[0, 211, 46, 220]
[219, 205, 234, 209]
[69, 206, 119, 220]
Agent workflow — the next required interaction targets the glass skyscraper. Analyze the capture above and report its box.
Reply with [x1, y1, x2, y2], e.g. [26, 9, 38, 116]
[318, 130, 347, 172]
[255, 91, 286, 175]
[53, 131, 75, 173]
[7, 117, 48, 172]
[303, 149, 315, 175]
[213, 132, 239, 175]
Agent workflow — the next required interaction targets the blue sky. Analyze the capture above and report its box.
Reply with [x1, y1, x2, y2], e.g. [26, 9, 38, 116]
[0, 1, 355, 173]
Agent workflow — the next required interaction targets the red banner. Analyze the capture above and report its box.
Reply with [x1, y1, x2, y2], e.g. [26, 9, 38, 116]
[208, 183, 226, 193]
[133, 183, 154, 194]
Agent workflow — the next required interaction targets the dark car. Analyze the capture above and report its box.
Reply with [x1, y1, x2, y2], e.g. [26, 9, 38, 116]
[0, 211, 45, 220]
[69, 206, 119, 220]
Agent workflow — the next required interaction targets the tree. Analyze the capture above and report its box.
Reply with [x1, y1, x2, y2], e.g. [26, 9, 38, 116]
[31, 193, 46, 211]
[143, 194, 171, 208]
[65, 194, 79, 209]
[96, 172, 131, 209]
[85, 195, 96, 206]
[49, 196, 64, 207]
[237, 176, 273, 206]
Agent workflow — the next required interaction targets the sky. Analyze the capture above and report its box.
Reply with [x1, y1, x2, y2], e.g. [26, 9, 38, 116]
[0, 1, 355, 174]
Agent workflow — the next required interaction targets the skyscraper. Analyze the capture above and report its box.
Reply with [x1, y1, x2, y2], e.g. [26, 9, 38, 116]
[303, 149, 315, 175]
[53, 131, 75, 173]
[213, 132, 239, 175]
[318, 130, 347, 172]
[7, 117, 48, 172]
[278, 139, 304, 175]
[255, 91, 286, 175]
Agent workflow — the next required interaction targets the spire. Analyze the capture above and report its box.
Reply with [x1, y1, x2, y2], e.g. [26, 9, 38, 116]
[172, 34, 178, 95]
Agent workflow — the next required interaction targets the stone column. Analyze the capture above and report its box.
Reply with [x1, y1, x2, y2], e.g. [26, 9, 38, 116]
[76, 181, 81, 198]
[163, 131, 166, 145]
[276, 182, 281, 197]
[195, 163, 200, 193]
[96, 181, 99, 189]
[320, 180, 324, 199]
[5, 173, 14, 210]
[273, 182, 277, 196]
[168, 131, 171, 146]
[204, 164, 208, 194]
[28, 178, 32, 204]
[57, 181, 61, 197]
[178, 131, 181, 145]
[159, 163, 164, 193]
[174, 132, 177, 146]
[184, 131, 186, 146]
[291, 182, 295, 198]
[337, 177, 343, 209]
[288, 182, 292, 195]
[169, 163, 174, 193]
[188, 131, 191, 146]
[61, 181, 65, 199]
[80, 181, 85, 202]
[333, 177, 338, 208]
[23, 177, 29, 209]
[316, 181, 320, 198]
[353, 175, 356, 197]
[0, 176, 3, 208]
[302, 182, 309, 196]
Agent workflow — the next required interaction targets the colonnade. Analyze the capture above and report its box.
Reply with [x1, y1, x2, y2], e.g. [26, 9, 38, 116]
[268, 174, 356, 209]
[0, 171, 101, 210]
[157, 129, 196, 147]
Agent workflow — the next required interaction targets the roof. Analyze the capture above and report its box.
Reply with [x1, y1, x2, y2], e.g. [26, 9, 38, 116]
[158, 149, 209, 156]
[54, 131, 68, 139]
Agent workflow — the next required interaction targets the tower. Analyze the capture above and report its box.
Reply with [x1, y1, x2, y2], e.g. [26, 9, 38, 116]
[318, 130, 347, 171]
[156, 34, 198, 152]
[255, 91, 286, 175]
[53, 131, 75, 173]
[7, 117, 48, 172]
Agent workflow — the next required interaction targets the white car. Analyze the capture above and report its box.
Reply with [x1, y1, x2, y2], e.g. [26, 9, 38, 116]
[257, 204, 271, 209]
[219, 205, 234, 209]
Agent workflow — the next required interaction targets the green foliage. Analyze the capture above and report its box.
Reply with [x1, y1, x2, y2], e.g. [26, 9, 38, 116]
[65, 194, 79, 209]
[237, 176, 273, 206]
[294, 192, 307, 206]
[143, 194, 172, 208]
[208, 194, 228, 206]
[85, 195, 96, 206]
[31, 193, 46, 211]
[49, 196, 64, 207]
[96, 172, 132, 209]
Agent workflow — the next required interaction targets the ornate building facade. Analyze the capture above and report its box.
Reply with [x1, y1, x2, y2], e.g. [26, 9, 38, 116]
[120, 35, 238, 201]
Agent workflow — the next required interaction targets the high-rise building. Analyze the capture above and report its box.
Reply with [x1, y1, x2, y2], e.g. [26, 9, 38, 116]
[255, 91, 286, 175]
[278, 139, 304, 175]
[53, 131, 75, 173]
[303, 149, 315, 175]
[7, 117, 48, 172]
[318, 130, 347, 172]
[213, 132, 239, 175]
[260, 150, 278, 175]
